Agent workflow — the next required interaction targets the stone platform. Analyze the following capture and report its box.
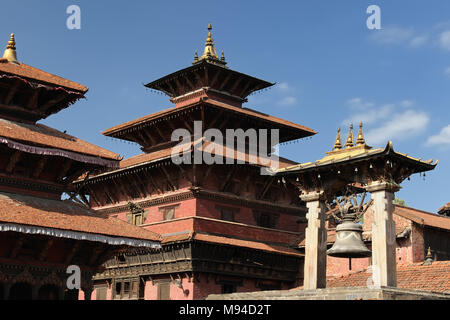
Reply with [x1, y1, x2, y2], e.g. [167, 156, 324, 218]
[206, 286, 450, 300]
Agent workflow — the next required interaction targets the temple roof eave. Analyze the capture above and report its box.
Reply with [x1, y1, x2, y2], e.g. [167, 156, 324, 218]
[277, 141, 438, 175]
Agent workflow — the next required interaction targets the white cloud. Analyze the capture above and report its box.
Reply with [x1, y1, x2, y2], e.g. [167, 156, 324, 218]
[369, 26, 414, 45]
[365, 110, 429, 144]
[427, 125, 450, 146]
[277, 82, 291, 92]
[277, 96, 297, 106]
[439, 30, 450, 50]
[409, 35, 428, 47]
[445, 67, 450, 76]
[341, 98, 429, 145]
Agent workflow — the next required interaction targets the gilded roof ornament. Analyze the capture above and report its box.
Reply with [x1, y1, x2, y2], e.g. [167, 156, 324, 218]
[2, 33, 19, 64]
[193, 51, 199, 63]
[333, 128, 342, 150]
[194, 24, 226, 66]
[356, 122, 365, 145]
[345, 124, 354, 148]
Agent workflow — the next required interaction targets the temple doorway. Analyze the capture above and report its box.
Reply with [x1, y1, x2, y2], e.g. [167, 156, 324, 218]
[38, 284, 60, 300]
[9, 282, 32, 300]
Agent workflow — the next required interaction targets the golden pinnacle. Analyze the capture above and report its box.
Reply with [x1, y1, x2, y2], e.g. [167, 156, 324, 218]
[3, 33, 19, 64]
[356, 122, 366, 145]
[333, 128, 342, 150]
[345, 124, 354, 148]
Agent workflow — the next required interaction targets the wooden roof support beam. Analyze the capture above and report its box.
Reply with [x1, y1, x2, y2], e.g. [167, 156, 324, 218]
[160, 166, 177, 191]
[9, 234, 25, 259]
[238, 80, 253, 97]
[153, 123, 166, 141]
[3, 79, 21, 105]
[142, 169, 163, 194]
[220, 166, 237, 192]
[32, 157, 47, 179]
[64, 241, 80, 265]
[178, 164, 193, 185]
[6, 150, 22, 173]
[218, 73, 233, 91]
[199, 165, 213, 187]
[127, 174, 147, 198]
[84, 185, 101, 207]
[208, 109, 224, 129]
[40, 93, 67, 112]
[39, 239, 54, 262]
[210, 68, 222, 88]
[141, 128, 157, 146]
[184, 75, 196, 91]
[230, 76, 243, 93]
[27, 89, 40, 109]
[57, 159, 73, 181]
[258, 176, 274, 200]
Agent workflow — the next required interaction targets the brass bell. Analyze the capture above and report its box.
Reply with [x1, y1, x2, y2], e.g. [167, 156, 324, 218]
[327, 215, 371, 258]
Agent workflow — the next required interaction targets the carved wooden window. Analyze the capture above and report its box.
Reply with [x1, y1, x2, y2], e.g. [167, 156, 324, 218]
[253, 211, 279, 229]
[132, 212, 143, 226]
[159, 204, 179, 221]
[157, 280, 171, 300]
[114, 278, 139, 300]
[127, 202, 147, 226]
[216, 205, 239, 222]
[95, 286, 107, 300]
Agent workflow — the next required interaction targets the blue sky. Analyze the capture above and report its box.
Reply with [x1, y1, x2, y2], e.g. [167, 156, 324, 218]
[1, 1, 449, 212]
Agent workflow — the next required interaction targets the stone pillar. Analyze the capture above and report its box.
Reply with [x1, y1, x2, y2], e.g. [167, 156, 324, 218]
[301, 191, 328, 290]
[366, 181, 399, 288]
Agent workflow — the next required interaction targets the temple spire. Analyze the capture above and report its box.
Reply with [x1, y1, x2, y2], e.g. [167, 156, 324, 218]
[345, 124, 354, 148]
[194, 24, 226, 66]
[333, 128, 342, 150]
[356, 122, 365, 145]
[2, 33, 19, 64]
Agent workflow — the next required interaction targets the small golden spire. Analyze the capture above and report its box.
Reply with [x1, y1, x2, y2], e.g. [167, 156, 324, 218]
[345, 124, 354, 148]
[220, 50, 225, 62]
[193, 51, 199, 63]
[3, 33, 19, 64]
[201, 24, 218, 60]
[333, 128, 342, 150]
[356, 122, 365, 145]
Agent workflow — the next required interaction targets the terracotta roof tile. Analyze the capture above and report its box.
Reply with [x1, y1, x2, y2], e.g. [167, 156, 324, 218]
[438, 202, 450, 214]
[102, 99, 316, 138]
[324, 261, 450, 293]
[0, 192, 161, 242]
[0, 118, 120, 161]
[394, 205, 450, 231]
[0, 61, 87, 92]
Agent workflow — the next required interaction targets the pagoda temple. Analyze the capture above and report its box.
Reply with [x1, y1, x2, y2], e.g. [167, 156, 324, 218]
[73, 25, 316, 300]
[0, 34, 161, 300]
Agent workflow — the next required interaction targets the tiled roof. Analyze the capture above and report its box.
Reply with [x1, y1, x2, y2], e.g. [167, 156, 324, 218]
[0, 118, 120, 161]
[161, 231, 303, 257]
[0, 192, 161, 242]
[0, 60, 87, 92]
[75, 138, 298, 182]
[325, 261, 450, 293]
[394, 205, 450, 231]
[102, 98, 316, 138]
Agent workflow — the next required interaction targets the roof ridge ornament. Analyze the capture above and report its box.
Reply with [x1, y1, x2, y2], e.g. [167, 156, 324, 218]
[3, 33, 19, 64]
[193, 24, 227, 66]
[356, 122, 366, 145]
[345, 123, 354, 148]
[333, 128, 342, 150]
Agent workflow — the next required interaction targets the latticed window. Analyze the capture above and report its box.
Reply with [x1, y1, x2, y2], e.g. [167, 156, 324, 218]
[159, 204, 179, 221]
[113, 278, 140, 300]
[217, 205, 239, 222]
[253, 211, 279, 229]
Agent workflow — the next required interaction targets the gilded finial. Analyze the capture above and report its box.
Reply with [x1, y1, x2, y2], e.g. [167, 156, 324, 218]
[423, 247, 434, 265]
[333, 128, 342, 150]
[3, 33, 19, 64]
[193, 51, 198, 63]
[345, 124, 354, 148]
[356, 122, 365, 145]
[220, 50, 225, 62]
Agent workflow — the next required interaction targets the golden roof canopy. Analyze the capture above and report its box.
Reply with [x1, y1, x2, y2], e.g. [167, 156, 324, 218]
[194, 24, 226, 66]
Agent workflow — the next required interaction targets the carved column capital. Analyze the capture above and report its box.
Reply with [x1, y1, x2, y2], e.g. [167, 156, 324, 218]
[300, 190, 325, 203]
[366, 181, 401, 193]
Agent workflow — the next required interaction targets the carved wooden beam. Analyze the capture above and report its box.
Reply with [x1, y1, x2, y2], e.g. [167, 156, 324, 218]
[160, 166, 176, 191]
[208, 110, 224, 129]
[153, 124, 166, 141]
[65, 241, 81, 265]
[239, 80, 253, 97]
[84, 185, 101, 207]
[9, 234, 25, 258]
[27, 89, 40, 109]
[127, 174, 147, 198]
[39, 239, 54, 261]
[178, 164, 193, 185]
[32, 157, 47, 179]
[218, 73, 233, 91]
[230, 76, 243, 93]
[6, 151, 22, 173]
[142, 128, 157, 146]
[166, 80, 178, 97]
[184, 75, 196, 91]
[3, 80, 21, 105]
[57, 159, 73, 181]
[258, 176, 274, 200]
[220, 166, 237, 192]
[200, 165, 213, 187]
[142, 169, 163, 194]
[183, 119, 193, 134]
[210, 68, 222, 88]
[40, 93, 67, 112]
